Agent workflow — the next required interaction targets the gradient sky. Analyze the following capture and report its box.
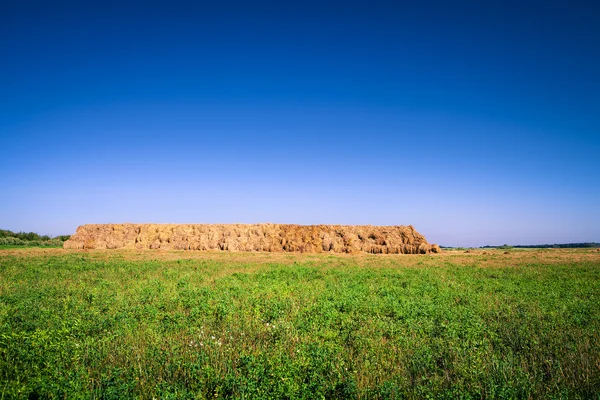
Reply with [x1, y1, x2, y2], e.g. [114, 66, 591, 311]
[1, 0, 599, 246]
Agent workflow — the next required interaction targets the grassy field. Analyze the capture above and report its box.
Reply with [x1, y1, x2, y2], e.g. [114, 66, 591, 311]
[0, 248, 599, 399]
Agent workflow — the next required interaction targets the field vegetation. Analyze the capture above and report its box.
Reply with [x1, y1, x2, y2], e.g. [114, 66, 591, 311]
[0, 248, 599, 399]
[0, 229, 69, 248]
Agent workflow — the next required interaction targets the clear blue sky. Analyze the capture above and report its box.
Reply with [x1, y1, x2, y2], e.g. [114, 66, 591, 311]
[1, 0, 599, 246]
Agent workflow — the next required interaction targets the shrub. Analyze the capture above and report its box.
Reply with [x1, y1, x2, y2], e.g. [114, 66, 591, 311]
[0, 237, 26, 246]
[498, 244, 514, 250]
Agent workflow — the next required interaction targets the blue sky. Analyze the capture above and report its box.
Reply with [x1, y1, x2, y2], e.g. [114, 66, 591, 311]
[1, 0, 599, 246]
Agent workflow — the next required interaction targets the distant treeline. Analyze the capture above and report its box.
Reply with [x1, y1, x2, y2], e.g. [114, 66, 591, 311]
[481, 243, 600, 249]
[440, 243, 600, 250]
[0, 229, 70, 247]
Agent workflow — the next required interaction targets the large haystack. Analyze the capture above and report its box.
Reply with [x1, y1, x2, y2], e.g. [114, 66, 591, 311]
[64, 224, 440, 254]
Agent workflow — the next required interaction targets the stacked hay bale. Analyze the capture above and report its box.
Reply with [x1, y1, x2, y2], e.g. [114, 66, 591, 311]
[64, 224, 440, 254]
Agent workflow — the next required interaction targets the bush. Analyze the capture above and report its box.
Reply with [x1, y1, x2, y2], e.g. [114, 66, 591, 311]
[497, 244, 514, 250]
[0, 231, 67, 247]
[0, 229, 49, 241]
[0, 237, 26, 246]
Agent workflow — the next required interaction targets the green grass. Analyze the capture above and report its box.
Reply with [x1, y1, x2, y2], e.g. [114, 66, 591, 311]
[0, 244, 64, 250]
[0, 250, 599, 399]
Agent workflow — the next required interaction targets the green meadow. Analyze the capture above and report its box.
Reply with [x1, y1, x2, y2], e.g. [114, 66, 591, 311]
[1, 249, 599, 399]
